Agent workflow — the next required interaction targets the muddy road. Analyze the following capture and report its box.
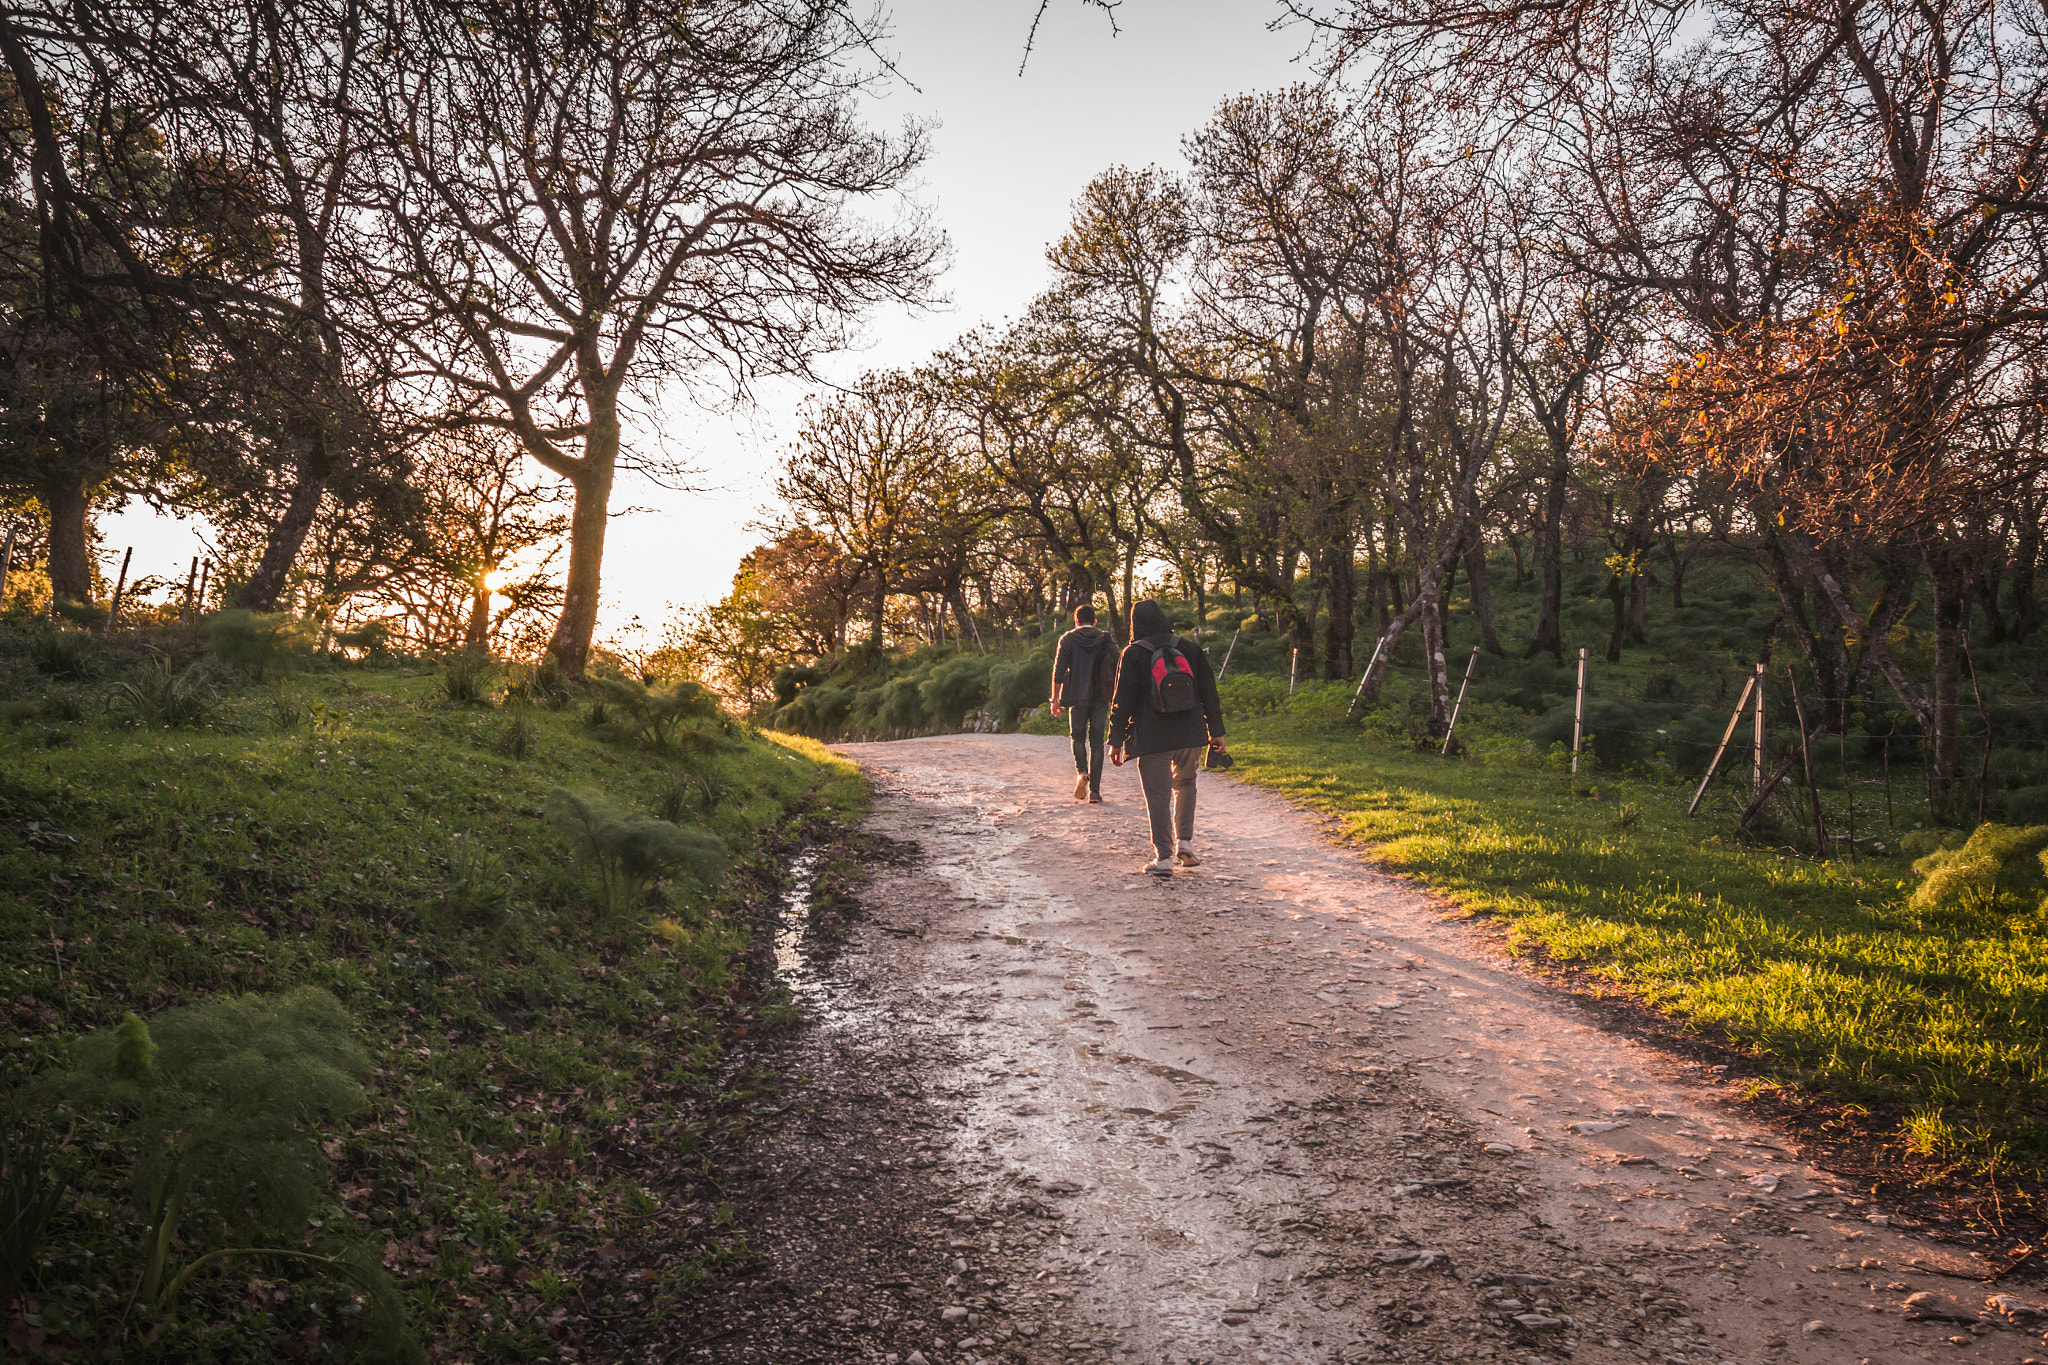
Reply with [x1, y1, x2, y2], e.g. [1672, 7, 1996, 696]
[649, 733, 2047, 1365]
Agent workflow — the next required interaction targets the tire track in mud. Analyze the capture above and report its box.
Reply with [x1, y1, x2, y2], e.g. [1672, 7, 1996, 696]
[827, 734, 2042, 1365]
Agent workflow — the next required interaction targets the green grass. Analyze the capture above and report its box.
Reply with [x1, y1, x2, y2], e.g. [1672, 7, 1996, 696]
[1229, 705, 2048, 1190]
[0, 648, 862, 1361]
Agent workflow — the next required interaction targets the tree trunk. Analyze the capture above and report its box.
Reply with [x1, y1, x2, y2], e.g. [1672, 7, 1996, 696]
[1604, 571, 1626, 663]
[39, 475, 92, 603]
[1420, 581, 1451, 736]
[1437, 553, 1457, 650]
[1464, 534, 1504, 655]
[463, 575, 490, 652]
[1527, 441, 1570, 662]
[234, 436, 333, 612]
[1628, 569, 1649, 643]
[2015, 513, 2040, 643]
[1975, 568, 2008, 645]
[548, 406, 620, 674]
[1931, 556, 1966, 791]
[1323, 532, 1355, 680]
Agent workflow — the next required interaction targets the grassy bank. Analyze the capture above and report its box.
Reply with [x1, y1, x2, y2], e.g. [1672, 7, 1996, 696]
[1228, 702, 2048, 1195]
[0, 630, 862, 1362]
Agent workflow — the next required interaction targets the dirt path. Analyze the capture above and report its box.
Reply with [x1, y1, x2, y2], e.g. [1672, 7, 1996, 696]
[808, 734, 2043, 1365]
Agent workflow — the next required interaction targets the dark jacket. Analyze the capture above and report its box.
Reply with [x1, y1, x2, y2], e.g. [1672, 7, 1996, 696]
[1107, 631, 1225, 757]
[1050, 627, 1120, 709]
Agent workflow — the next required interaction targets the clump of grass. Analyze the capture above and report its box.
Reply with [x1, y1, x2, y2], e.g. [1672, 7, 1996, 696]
[104, 654, 217, 729]
[1908, 822, 2048, 916]
[439, 833, 512, 926]
[441, 651, 497, 705]
[27, 625, 104, 681]
[495, 712, 538, 758]
[589, 673, 720, 749]
[505, 657, 574, 710]
[271, 681, 308, 729]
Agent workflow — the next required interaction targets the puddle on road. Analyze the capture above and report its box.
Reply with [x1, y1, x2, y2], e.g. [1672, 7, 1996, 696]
[772, 846, 881, 1031]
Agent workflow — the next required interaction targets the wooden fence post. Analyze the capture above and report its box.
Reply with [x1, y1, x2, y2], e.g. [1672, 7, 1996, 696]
[1686, 671, 1760, 816]
[1441, 646, 1481, 755]
[1752, 662, 1766, 795]
[1217, 628, 1241, 680]
[1348, 633, 1387, 717]
[1787, 666, 1827, 854]
[1290, 648, 1299, 696]
[102, 547, 132, 639]
[0, 526, 14, 610]
[1571, 647, 1587, 774]
[181, 556, 198, 625]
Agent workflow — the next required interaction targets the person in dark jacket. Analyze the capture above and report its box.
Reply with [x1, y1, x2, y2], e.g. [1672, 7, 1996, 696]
[1107, 599, 1227, 874]
[1049, 604, 1121, 802]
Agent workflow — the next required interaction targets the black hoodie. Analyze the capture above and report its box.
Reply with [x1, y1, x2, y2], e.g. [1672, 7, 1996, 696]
[1050, 627, 1119, 709]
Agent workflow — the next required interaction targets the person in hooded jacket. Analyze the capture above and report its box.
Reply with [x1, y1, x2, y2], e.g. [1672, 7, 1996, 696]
[1107, 599, 1227, 875]
[1049, 603, 1121, 802]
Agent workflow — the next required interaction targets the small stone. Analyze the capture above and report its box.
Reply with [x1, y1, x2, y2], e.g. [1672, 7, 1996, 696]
[1485, 1141, 1518, 1155]
[951, 1257, 969, 1273]
[1568, 1121, 1628, 1135]
[1867, 1214, 1890, 1225]
[906, 1355, 929, 1365]
[1612, 1105, 1646, 1116]
[1801, 1320, 1829, 1335]
[942, 1306, 970, 1323]
[1514, 1314, 1565, 1329]
[1904, 1292, 1939, 1309]
[1253, 1244, 1285, 1258]
[1222, 1313, 1250, 1325]
[1747, 1174, 1780, 1193]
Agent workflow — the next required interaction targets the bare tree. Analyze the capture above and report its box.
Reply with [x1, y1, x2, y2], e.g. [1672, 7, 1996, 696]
[366, 0, 942, 673]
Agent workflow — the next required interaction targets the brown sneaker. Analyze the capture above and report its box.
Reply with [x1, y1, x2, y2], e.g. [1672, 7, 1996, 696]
[1088, 789, 1103, 803]
[1073, 774, 1089, 801]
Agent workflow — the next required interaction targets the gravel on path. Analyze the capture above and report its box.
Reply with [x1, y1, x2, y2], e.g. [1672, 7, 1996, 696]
[805, 734, 2045, 1365]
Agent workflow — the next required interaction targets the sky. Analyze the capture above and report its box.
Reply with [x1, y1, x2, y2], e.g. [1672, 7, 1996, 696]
[100, 0, 1311, 645]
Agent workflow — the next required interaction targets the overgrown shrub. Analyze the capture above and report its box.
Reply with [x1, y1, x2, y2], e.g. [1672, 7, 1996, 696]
[41, 989, 418, 1360]
[880, 676, 926, 732]
[333, 618, 394, 658]
[919, 655, 994, 727]
[985, 650, 1052, 730]
[441, 651, 497, 705]
[1908, 823, 2048, 917]
[544, 788, 726, 918]
[200, 610, 317, 680]
[105, 654, 217, 729]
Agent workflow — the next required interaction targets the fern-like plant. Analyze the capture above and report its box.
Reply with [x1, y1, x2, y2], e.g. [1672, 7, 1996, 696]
[440, 833, 512, 926]
[588, 673, 719, 749]
[544, 788, 725, 918]
[40, 987, 408, 1335]
[1909, 822, 2048, 917]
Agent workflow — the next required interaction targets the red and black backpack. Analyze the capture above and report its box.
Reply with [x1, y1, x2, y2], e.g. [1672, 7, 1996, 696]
[1143, 639, 1198, 713]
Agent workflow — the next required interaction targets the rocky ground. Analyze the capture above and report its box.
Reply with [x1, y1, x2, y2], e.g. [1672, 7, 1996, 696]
[605, 734, 2048, 1365]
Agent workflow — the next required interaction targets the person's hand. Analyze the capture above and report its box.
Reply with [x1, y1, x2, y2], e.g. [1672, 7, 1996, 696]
[1109, 745, 1124, 767]
[1050, 702, 1062, 718]
[1210, 736, 1228, 753]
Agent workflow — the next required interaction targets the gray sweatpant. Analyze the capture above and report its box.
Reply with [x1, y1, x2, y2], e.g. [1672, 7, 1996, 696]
[1136, 746, 1204, 861]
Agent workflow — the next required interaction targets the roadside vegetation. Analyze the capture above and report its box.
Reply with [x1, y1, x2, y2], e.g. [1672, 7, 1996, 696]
[0, 614, 861, 1362]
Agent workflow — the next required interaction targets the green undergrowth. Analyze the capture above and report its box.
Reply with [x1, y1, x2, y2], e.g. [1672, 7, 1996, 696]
[1230, 710, 2048, 1200]
[0, 647, 863, 1361]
